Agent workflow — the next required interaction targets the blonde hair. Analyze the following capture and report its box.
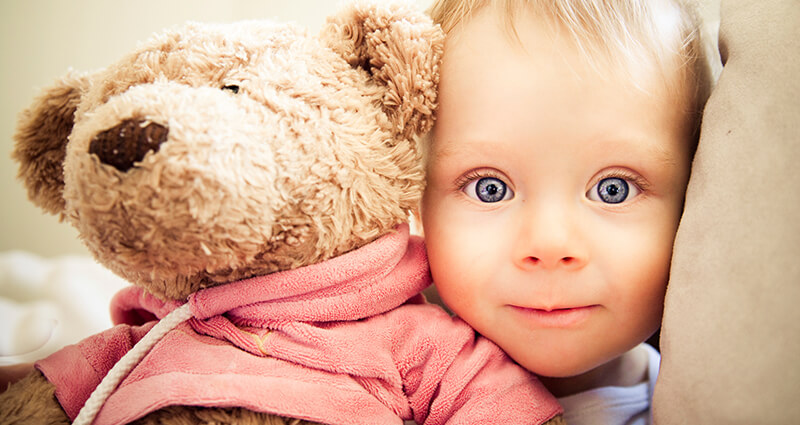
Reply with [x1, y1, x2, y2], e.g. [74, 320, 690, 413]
[429, 0, 714, 142]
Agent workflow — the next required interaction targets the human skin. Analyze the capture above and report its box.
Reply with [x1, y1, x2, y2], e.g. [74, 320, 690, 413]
[420, 6, 694, 397]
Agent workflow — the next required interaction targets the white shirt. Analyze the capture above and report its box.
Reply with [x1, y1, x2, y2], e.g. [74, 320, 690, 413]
[557, 344, 660, 425]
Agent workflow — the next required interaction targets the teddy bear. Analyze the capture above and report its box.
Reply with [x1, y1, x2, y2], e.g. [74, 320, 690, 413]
[0, 1, 565, 424]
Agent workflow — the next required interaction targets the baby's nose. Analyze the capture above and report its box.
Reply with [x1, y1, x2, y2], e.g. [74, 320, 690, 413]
[89, 119, 168, 172]
[522, 255, 581, 268]
[514, 207, 588, 271]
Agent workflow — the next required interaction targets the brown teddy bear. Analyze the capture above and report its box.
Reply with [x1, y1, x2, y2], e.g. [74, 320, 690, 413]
[0, 1, 565, 424]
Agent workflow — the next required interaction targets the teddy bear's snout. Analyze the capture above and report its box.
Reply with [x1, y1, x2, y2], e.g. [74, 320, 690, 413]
[89, 119, 168, 172]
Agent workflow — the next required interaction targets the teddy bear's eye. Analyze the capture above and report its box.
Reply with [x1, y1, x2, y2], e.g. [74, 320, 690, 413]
[222, 85, 240, 94]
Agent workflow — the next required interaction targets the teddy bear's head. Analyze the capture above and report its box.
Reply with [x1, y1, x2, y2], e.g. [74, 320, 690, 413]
[13, 1, 442, 300]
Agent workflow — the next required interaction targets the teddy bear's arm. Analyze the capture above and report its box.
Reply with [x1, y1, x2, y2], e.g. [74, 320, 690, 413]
[13, 71, 90, 216]
[0, 369, 69, 424]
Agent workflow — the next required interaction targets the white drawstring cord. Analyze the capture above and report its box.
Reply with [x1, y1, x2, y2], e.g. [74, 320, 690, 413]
[72, 303, 194, 425]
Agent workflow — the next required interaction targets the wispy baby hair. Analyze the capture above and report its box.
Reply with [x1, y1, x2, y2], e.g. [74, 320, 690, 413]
[429, 0, 714, 136]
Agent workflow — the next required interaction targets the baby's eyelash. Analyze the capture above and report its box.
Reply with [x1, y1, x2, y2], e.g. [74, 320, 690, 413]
[454, 169, 504, 190]
[599, 171, 651, 192]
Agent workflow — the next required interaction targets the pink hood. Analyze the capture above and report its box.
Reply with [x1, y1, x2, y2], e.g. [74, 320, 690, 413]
[37, 225, 561, 424]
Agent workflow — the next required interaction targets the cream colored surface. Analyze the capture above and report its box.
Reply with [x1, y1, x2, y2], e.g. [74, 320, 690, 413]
[654, 0, 800, 422]
[0, 0, 431, 257]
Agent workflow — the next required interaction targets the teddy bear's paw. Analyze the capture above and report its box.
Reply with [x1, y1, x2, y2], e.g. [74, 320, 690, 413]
[0, 370, 69, 425]
[133, 405, 325, 425]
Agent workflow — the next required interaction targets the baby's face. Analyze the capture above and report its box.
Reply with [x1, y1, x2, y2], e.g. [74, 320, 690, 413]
[421, 8, 693, 378]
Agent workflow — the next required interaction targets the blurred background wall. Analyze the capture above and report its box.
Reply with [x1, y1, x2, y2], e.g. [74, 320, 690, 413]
[0, 0, 718, 258]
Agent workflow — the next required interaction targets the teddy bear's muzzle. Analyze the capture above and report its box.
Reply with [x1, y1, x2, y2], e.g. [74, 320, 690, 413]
[89, 119, 168, 172]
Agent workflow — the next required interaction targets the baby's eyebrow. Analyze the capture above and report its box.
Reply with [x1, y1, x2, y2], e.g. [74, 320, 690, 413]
[429, 137, 504, 161]
[656, 149, 679, 166]
[430, 143, 458, 160]
[427, 139, 467, 162]
[429, 135, 681, 167]
[641, 140, 680, 166]
[594, 135, 680, 166]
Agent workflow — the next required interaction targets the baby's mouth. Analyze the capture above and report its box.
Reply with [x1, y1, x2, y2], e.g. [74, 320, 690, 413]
[510, 305, 598, 328]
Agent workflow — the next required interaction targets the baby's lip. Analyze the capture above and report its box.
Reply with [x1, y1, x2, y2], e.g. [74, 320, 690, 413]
[509, 304, 599, 328]
[525, 304, 577, 311]
[511, 301, 593, 311]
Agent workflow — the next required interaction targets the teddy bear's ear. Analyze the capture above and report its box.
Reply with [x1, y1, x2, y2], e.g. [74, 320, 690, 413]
[321, 0, 444, 140]
[13, 71, 90, 216]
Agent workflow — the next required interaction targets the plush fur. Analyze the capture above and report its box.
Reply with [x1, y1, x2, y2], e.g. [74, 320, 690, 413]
[12, 3, 440, 303]
[0, 1, 443, 423]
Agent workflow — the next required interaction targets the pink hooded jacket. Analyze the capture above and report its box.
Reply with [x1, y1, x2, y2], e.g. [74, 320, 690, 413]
[36, 225, 561, 424]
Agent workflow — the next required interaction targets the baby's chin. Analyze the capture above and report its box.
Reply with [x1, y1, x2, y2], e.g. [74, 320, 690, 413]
[524, 359, 600, 380]
[513, 347, 624, 379]
[525, 346, 649, 397]
[524, 360, 615, 398]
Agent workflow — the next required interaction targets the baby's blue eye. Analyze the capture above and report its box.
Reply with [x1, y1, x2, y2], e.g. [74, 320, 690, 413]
[463, 177, 513, 203]
[588, 177, 638, 204]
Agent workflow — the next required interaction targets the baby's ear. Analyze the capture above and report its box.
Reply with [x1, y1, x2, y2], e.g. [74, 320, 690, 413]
[321, 0, 444, 140]
[13, 71, 90, 216]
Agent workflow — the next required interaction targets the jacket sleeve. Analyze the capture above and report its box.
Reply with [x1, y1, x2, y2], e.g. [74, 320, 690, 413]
[392, 302, 562, 424]
[34, 322, 155, 420]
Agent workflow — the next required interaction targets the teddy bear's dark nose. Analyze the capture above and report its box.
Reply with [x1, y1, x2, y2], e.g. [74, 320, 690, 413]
[89, 119, 168, 172]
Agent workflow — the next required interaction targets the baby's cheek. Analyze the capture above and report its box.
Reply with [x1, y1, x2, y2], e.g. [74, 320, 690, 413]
[432, 269, 472, 308]
[625, 241, 671, 326]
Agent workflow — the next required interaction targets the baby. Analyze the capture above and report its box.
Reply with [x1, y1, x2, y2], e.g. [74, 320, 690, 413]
[420, 0, 714, 423]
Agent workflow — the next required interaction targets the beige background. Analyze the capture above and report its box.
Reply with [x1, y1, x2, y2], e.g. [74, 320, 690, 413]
[0, 0, 717, 258]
